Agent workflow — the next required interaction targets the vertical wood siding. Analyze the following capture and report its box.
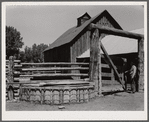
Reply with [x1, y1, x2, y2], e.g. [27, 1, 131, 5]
[70, 16, 115, 63]
[44, 15, 120, 63]
[44, 44, 70, 62]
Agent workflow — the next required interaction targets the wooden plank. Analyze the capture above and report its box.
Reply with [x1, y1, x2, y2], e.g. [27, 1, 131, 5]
[14, 65, 22, 68]
[14, 71, 21, 75]
[73, 42, 76, 63]
[21, 62, 89, 66]
[35, 80, 90, 85]
[21, 85, 94, 91]
[102, 80, 120, 85]
[81, 33, 84, 53]
[102, 73, 123, 77]
[70, 44, 73, 62]
[6, 60, 21, 63]
[14, 60, 21, 63]
[101, 64, 110, 68]
[20, 73, 88, 77]
[89, 23, 144, 39]
[14, 78, 20, 82]
[7, 79, 90, 84]
[101, 73, 112, 77]
[76, 39, 78, 57]
[21, 67, 89, 71]
[87, 31, 90, 49]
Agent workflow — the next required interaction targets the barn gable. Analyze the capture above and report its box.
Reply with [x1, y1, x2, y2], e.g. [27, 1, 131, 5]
[44, 10, 123, 62]
[77, 12, 91, 27]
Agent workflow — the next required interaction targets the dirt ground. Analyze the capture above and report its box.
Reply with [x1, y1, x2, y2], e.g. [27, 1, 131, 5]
[6, 89, 144, 111]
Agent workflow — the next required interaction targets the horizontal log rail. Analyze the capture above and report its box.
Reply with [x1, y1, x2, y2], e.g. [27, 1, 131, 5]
[21, 67, 89, 71]
[7, 81, 90, 85]
[101, 64, 110, 68]
[89, 23, 144, 39]
[14, 65, 22, 68]
[21, 62, 89, 66]
[6, 60, 21, 63]
[7, 79, 90, 84]
[19, 72, 122, 77]
[102, 73, 123, 77]
[101, 64, 118, 69]
[20, 73, 88, 77]
[13, 64, 120, 72]
[16, 64, 118, 69]
[102, 80, 121, 85]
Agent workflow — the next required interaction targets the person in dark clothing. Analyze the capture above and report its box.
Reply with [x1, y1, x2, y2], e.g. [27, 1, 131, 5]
[125, 62, 137, 93]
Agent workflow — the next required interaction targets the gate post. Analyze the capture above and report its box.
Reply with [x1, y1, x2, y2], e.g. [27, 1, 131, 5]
[8, 56, 14, 83]
[137, 37, 144, 92]
[7, 56, 15, 100]
[89, 29, 102, 96]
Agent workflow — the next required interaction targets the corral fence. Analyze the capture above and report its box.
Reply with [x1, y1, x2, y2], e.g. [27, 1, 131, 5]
[6, 55, 125, 104]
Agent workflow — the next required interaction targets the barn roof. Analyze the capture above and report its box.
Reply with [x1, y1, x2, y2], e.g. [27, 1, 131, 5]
[77, 28, 144, 58]
[44, 10, 122, 52]
[77, 12, 91, 20]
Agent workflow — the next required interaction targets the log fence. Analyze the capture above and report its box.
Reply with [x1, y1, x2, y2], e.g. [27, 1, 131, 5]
[6, 56, 125, 104]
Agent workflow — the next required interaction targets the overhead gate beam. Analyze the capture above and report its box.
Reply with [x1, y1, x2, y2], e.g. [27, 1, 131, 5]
[89, 23, 144, 39]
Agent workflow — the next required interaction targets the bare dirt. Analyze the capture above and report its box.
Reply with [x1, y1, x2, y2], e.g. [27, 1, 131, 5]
[6, 90, 144, 111]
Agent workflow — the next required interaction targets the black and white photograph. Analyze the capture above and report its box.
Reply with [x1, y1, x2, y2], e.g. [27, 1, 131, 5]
[2, 1, 147, 121]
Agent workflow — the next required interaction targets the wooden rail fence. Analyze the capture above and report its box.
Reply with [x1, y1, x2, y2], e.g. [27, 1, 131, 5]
[6, 57, 125, 103]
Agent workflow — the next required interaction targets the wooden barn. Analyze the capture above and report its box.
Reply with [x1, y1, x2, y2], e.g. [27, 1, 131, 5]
[43, 10, 123, 62]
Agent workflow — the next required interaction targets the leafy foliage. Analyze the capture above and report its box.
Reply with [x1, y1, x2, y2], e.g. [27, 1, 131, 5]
[6, 26, 48, 62]
[6, 26, 24, 59]
[20, 43, 48, 63]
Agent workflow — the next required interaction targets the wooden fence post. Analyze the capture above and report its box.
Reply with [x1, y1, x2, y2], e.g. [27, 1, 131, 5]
[137, 37, 144, 92]
[8, 56, 14, 83]
[7, 56, 14, 100]
[89, 29, 102, 96]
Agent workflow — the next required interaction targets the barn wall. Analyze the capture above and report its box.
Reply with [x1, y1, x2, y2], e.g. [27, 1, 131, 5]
[44, 43, 70, 62]
[70, 31, 90, 62]
[44, 14, 122, 63]
[70, 16, 115, 63]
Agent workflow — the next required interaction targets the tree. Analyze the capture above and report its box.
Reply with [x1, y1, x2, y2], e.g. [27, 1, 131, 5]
[31, 43, 48, 63]
[6, 26, 24, 59]
[36, 43, 48, 62]
[19, 51, 25, 62]
[20, 43, 48, 63]
[24, 46, 33, 62]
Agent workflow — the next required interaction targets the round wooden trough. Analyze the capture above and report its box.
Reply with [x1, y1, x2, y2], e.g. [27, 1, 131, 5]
[19, 80, 94, 105]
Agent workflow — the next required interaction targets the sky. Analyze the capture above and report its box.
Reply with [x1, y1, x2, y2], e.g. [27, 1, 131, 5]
[6, 3, 144, 50]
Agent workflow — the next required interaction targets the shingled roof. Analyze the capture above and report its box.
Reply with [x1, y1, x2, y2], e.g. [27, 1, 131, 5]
[44, 10, 122, 52]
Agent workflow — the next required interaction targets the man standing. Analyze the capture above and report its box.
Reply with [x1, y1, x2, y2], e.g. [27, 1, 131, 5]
[129, 62, 137, 93]
[125, 62, 137, 93]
